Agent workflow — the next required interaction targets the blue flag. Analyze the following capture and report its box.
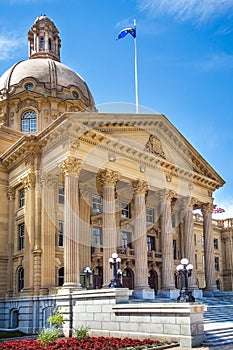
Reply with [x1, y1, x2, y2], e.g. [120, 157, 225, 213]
[117, 27, 136, 40]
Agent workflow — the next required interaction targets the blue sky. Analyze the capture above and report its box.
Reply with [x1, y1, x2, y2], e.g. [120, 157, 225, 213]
[0, 0, 233, 218]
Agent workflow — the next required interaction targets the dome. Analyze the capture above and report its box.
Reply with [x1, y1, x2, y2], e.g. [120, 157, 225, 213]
[0, 58, 95, 109]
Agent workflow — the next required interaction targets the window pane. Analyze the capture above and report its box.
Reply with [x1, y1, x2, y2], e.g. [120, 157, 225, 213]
[146, 208, 154, 223]
[58, 187, 64, 204]
[19, 189, 25, 208]
[18, 224, 24, 250]
[92, 195, 103, 213]
[21, 111, 37, 133]
[58, 221, 64, 247]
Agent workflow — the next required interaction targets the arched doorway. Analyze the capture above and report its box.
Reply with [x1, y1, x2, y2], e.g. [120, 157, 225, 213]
[148, 269, 158, 295]
[93, 267, 103, 289]
[122, 268, 134, 289]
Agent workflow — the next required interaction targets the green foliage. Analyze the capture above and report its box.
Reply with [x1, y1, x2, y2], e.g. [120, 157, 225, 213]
[37, 327, 61, 346]
[47, 308, 67, 329]
[73, 325, 90, 339]
[0, 331, 26, 339]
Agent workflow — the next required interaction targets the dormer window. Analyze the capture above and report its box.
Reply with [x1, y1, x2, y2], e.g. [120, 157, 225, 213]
[21, 110, 37, 133]
[25, 83, 33, 91]
[72, 91, 79, 99]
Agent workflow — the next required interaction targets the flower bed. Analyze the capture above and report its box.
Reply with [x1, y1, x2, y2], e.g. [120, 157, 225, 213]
[0, 336, 179, 349]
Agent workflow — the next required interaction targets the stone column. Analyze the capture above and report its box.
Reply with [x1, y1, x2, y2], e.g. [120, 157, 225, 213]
[40, 175, 56, 294]
[33, 161, 42, 295]
[79, 185, 92, 271]
[98, 169, 120, 287]
[160, 190, 176, 294]
[6, 188, 15, 297]
[22, 172, 36, 294]
[202, 203, 217, 293]
[61, 156, 82, 289]
[132, 180, 154, 299]
[183, 197, 198, 290]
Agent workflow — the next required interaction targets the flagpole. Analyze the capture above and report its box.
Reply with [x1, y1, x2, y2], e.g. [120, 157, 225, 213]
[133, 19, 139, 114]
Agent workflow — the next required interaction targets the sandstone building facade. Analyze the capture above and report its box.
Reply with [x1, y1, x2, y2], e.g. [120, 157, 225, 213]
[0, 15, 232, 331]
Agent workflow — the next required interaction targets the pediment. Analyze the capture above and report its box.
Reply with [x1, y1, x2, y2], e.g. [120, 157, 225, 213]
[71, 112, 224, 188]
[0, 125, 23, 155]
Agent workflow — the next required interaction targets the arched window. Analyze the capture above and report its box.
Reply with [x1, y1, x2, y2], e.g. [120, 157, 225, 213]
[58, 267, 64, 286]
[21, 110, 37, 133]
[18, 267, 24, 292]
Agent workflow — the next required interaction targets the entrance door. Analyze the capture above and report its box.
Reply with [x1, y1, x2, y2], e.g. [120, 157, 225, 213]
[122, 268, 134, 289]
[148, 269, 158, 295]
[93, 267, 103, 289]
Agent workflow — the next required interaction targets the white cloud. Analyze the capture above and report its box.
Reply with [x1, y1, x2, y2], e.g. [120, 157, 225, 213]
[0, 34, 24, 61]
[139, 0, 233, 23]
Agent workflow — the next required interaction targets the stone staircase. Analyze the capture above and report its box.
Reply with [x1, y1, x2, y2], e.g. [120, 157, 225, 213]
[202, 297, 233, 347]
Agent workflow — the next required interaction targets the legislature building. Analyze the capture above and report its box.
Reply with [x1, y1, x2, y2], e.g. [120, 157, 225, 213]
[0, 15, 232, 332]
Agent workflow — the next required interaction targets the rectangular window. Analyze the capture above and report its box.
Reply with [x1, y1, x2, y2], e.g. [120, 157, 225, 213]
[58, 221, 64, 247]
[215, 257, 220, 271]
[121, 201, 131, 219]
[214, 238, 219, 249]
[58, 186, 64, 204]
[147, 236, 155, 251]
[18, 223, 24, 250]
[173, 239, 177, 260]
[146, 208, 154, 223]
[92, 227, 102, 246]
[19, 189, 25, 208]
[121, 231, 131, 248]
[194, 234, 197, 246]
[92, 195, 103, 213]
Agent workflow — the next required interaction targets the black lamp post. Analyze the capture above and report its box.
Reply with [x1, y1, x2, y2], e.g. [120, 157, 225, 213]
[176, 258, 195, 302]
[84, 266, 92, 289]
[108, 253, 122, 288]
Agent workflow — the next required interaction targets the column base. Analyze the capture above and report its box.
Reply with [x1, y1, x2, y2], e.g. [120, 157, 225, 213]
[203, 288, 221, 297]
[133, 288, 155, 300]
[59, 283, 82, 294]
[157, 289, 179, 299]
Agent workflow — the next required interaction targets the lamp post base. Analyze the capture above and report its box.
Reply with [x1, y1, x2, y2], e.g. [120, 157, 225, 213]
[177, 290, 195, 303]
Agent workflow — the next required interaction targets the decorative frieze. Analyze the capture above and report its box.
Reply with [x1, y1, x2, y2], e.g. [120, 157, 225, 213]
[16, 99, 39, 112]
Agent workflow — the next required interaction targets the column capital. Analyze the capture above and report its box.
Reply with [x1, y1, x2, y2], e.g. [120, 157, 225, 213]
[7, 188, 15, 200]
[97, 169, 120, 186]
[61, 156, 82, 178]
[22, 172, 36, 190]
[201, 202, 214, 215]
[157, 189, 175, 202]
[182, 196, 198, 210]
[132, 179, 148, 195]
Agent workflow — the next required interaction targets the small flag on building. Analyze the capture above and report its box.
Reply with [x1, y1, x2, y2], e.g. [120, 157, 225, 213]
[213, 207, 225, 214]
[117, 27, 136, 40]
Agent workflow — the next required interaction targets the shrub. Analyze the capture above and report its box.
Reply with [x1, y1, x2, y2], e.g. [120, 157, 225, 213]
[37, 327, 61, 346]
[47, 308, 67, 329]
[73, 325, 90, 339]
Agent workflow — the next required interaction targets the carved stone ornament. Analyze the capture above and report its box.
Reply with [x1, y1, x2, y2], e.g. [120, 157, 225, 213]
[97, 169, 120, 186]
[132, 179, 148, 195]
[0, 109, 6, 126]
[182, 196, 198, 210]
[16, 99, 39, 112]
[145, 135, 166, 159]
[201, 202, 214, 215]
[61, 156, 82, 177]
[22, 173, 36, 190]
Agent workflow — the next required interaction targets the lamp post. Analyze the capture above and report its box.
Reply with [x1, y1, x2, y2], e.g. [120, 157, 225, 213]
[108, 253, 122, 288]
[84, 266, 92, 289]
[176, 258, 195, 302]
